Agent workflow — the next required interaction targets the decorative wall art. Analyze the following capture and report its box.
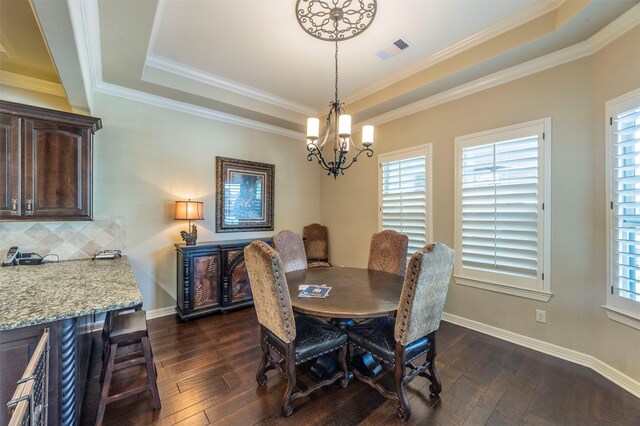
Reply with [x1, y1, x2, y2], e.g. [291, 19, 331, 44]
[216, 157, 274, 233]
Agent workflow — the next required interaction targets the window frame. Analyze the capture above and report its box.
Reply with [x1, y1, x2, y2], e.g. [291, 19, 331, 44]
[377, 144, 433, 256]
[605, 88, 640, 329]
[453, 118, 552, 302]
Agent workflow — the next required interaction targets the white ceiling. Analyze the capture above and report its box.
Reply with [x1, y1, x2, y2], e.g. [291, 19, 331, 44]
[11, 0, 640, 136]
[148, 0, 537, 111]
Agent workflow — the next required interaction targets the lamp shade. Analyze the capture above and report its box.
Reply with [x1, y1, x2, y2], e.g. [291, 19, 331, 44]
[362, 125, 374, 147]
[175, 200, 204, 220]
[338, 114, 351, 137]
[307, 117, 320, 140]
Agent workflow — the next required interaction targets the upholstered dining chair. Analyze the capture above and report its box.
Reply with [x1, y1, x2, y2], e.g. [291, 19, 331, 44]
[272, 230, 308, 273]
[348, 243, 454, 421]
[303, 223, 332, 268]
[244, 240, 349, 416]
[367, 230, 409, 276]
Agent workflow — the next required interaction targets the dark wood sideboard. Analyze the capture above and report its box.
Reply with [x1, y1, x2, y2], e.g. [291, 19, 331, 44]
[175, 238, 270, 320]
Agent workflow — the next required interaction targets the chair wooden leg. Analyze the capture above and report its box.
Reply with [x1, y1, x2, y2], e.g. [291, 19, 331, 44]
[256, 326, 269, 385]
[337, 344, 349, 388]
[96, 342, 117, 426]
[142, 336, 161, 409]
[394, 343, 411, 422]
[282, 342, 296, 417]
[427, 332, 442, 396]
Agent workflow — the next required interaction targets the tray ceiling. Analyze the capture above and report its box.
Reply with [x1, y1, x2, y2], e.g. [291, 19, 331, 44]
[5, 0, 640, 137]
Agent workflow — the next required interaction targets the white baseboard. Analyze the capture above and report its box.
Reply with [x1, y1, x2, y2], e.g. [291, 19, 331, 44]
[441, 312, 640, 398]
[145, 306, 176, 320]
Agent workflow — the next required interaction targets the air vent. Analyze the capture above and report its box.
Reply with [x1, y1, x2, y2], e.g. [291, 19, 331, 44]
[377, 38, 410, 60]
[394, 39, 409, 50]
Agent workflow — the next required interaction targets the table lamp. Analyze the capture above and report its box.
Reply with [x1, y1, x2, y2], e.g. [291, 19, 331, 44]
[175, 199, 204, 245]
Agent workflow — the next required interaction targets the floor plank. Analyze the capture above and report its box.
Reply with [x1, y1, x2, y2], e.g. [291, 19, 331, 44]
[80, 307, 639, 425]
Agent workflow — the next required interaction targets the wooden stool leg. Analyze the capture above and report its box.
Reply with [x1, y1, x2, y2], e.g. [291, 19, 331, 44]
[99, 342, 113, 384]
[142, 336, 161, 409]
[96, 342, 117, 426]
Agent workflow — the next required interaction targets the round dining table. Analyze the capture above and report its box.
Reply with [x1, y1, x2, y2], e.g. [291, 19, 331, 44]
[285, 266, 404, 378]
[285, 267, 404, 319]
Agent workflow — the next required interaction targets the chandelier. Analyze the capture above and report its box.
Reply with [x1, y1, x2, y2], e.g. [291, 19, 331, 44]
[296, 0, 377, 178]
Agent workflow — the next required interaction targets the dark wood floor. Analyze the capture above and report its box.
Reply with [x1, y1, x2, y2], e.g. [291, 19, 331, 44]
[81, 308, 640, 425]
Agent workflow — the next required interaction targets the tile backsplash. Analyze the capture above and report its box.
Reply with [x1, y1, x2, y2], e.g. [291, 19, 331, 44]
[0, 217, 126, 260]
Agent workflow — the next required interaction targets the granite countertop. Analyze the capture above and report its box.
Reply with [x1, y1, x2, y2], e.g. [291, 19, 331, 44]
[0, 257, 143, 331]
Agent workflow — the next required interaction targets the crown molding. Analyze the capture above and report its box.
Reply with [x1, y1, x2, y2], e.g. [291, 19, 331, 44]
[344, 0, 564, 106]
[144, 0, 315, 117]
[144, 54, 317, 116]
[94, 81, 304, 140]
[145, 0, 166, 63]
[66, 0, 102, 111]
[70, 0, 639, 142]
[68, 0, 305, 140]
[0, 70, 66, 97]
[359, 4, 640, 128]
[587, 2, 640, 51]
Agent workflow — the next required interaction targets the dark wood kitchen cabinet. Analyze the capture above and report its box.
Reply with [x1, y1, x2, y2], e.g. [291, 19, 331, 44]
[0, 100, 102, 221]
[175, 238, 270, 320]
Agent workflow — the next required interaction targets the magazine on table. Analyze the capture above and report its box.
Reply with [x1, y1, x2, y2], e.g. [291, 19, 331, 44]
[297, 284, 332, 298]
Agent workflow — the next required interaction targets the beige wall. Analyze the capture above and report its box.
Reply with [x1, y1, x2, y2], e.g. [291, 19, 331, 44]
[322, 27, 640, 381]
[90, 92, 321, 310]
[0, 87, 321, 311]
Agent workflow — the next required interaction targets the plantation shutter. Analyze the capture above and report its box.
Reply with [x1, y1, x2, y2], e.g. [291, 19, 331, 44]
[611, 95, 640, 311]
[380, 152, 428, 256]
[460, 129, 542, 281]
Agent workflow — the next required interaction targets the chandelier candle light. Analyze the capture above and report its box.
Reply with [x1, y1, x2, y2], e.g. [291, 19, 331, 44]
[296, 0, 377, 178]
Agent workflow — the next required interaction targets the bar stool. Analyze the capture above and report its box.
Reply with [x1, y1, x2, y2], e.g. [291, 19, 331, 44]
[101, 302, 143, 362]
[96, 310, 161, 425]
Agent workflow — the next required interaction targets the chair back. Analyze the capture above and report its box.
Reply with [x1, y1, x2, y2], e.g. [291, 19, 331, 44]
[244, 241, 296, 343]
[367, 230, 409, 276]
[394, 243, 454, 346]
[303, 223, 329, 262]
[272, 230, 308, 273]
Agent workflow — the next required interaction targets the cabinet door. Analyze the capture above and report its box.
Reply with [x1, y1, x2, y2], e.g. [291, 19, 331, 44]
[22, 119, 92, 219]
[0, 115, 20, 219]
[226, 250, 253, 304]
[192, 254, 221, 310]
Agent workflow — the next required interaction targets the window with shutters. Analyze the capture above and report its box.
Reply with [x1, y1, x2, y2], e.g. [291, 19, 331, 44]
[606, 89, 640, 325]
[454, 118, 551, 301]
[378, 145, 432, 259]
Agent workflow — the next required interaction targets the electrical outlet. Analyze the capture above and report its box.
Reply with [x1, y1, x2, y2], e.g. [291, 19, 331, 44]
[536, 309, 547, 323]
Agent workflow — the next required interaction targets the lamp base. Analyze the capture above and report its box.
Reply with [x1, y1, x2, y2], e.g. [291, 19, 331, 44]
[180, 224, 198, 246]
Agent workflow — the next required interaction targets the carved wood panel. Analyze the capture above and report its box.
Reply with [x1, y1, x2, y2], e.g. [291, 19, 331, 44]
[227, 250, 252, 303]
[193, 255, 219, 308]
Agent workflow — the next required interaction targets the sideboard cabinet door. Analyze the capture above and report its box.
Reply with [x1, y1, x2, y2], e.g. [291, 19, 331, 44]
[191, 253, 221, 311]
[224, 249, 253, 307]
[175, 239, 270, 320]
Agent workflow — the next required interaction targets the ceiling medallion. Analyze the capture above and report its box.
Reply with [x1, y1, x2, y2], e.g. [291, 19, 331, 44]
[296, 0, 377, 41]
